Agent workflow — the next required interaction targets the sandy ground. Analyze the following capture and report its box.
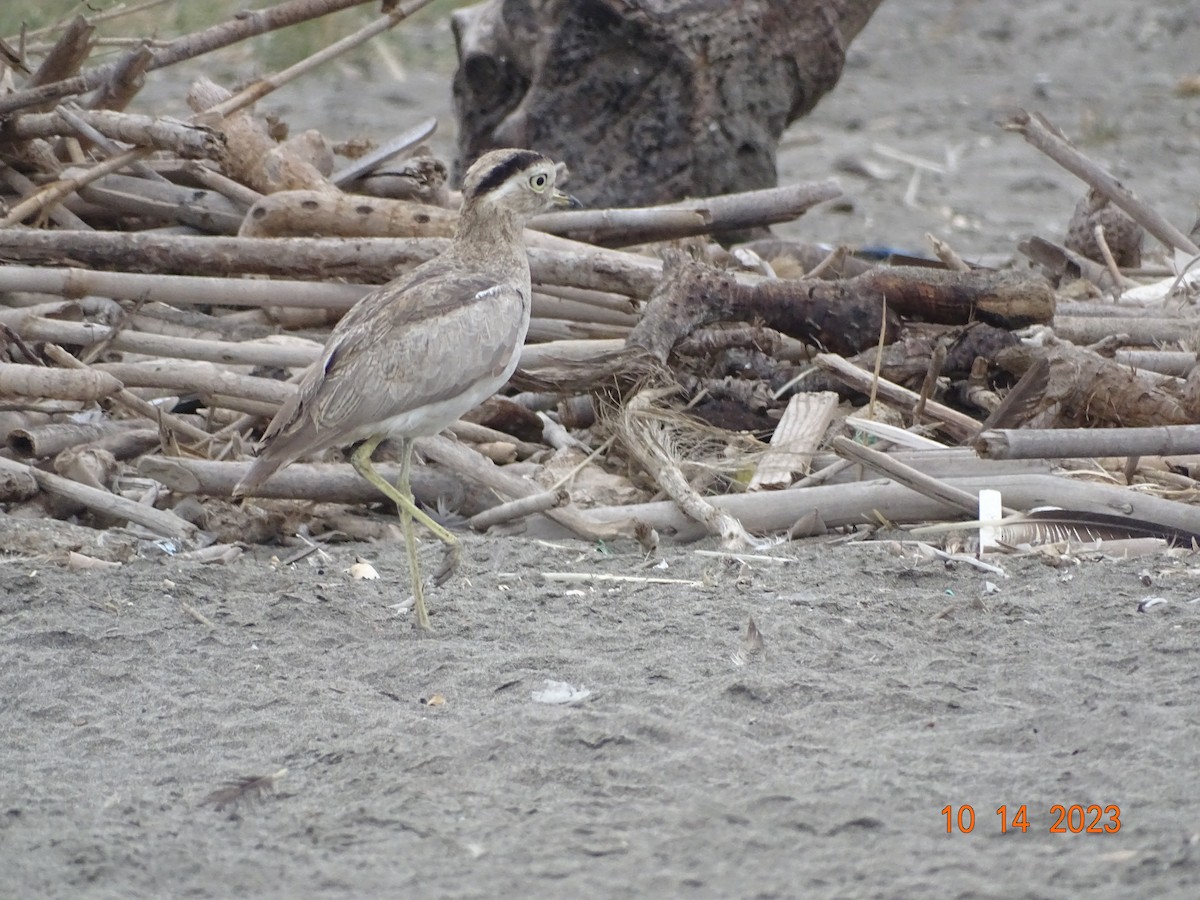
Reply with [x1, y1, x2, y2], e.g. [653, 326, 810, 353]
[4, 0, 1200, 897]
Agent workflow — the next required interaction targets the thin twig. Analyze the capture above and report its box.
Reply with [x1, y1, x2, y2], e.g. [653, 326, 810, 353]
[1003, 110, 1200, 255]
[0, 145, 153, 227]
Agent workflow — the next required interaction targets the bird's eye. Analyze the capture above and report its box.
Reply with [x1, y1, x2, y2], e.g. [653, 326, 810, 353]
[530, 173, 548, 190]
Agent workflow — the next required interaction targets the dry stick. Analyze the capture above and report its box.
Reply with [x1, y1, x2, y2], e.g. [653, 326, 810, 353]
[446, 421, 544, 460]
[20, 317, 322, 369]
[53, 107, 172, 185]
[532, 179, 842, 244]
[415, 434, 620, 541]
[7, 420, 137, 459]
[177, 161, 264, 208]
[814, 353, 980, 442]
[1052, 316, 1200, 346]
[26, 16, 94, 104]
[913, 341, 947, 422]
[86, 42, 154, 112]
[4, 108, 223, 159]
[537, 283, 637, 315]
[137, 457, 482, 510]
[0, 162, 91, 229]
[0, 145, 153, 227]
[831, 435, 1009, 518]
[0, 361, 121, 400]
[531, 292, 639, 328]
[467, 489, 570, 532]
[0, 456, 196, 539]
[579, 474, 1200, 542]
[1113, 350, 1197, 377]
[89, 360, 292, 406]
[76, 172, 246, 234]
[657, 180, 842, 232]
[19, 246, 626, 335]
[805, 244, 847, 279]
[518, 338, 625, 371]
[0, 0, 378, 116]
[331, 117, 438, 186]
[925, 233, 970, 272]
[0, 230, 662, 298]
[1004, 110, 1200, 255]
[1018, 236, 1118, 292]
[16, 0, 169, 43]
[0, 264, 365, 313]
[42, 344, 214, 446]
[527, 318, 630, 342]
[19, 315, 621, 376]
[199, 0, 436, 121]
[796, 445, 1046, 490]
[867, 297, 888, 420]
[1092, 224, 1130, 294]
[530, 208, 708, 245]
[976, 425, 1200, 460]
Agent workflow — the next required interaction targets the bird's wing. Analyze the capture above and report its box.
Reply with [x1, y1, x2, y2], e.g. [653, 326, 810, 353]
[258, 271, 526, 462]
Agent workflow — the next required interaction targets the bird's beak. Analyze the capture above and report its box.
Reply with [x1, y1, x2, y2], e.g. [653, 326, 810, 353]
[553, 188, 582, 210]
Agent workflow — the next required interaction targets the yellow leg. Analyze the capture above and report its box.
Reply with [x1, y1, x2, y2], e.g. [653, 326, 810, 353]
[350, 436, 460, 630]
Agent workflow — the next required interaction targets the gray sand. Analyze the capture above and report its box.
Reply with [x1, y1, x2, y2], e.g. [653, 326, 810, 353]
[4, 0, 1200, 897]
[3, 540, 1199, 897]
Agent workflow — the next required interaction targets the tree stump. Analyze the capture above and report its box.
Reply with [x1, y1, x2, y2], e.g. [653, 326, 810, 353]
[451, 0, 883, 209]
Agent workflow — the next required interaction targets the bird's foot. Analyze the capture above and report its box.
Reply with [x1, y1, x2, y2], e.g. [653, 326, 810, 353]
[432, 541, 461, 587]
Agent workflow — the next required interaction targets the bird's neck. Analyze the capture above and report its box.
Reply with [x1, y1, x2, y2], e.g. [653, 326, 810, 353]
[453, 210, 526, 265]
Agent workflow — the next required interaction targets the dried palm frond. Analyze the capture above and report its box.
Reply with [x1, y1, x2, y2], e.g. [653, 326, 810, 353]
[615, 386, 765, 548]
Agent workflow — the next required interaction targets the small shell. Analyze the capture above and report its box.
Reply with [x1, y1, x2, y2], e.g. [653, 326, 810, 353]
[346, 561, 379, 581]
[531, 680, 591, 705]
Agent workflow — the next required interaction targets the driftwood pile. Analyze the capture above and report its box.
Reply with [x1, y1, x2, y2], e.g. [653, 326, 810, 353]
[2, 0, 1200, 568]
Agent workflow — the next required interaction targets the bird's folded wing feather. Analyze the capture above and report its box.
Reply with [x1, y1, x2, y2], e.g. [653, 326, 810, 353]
[262, 271, 526, 457]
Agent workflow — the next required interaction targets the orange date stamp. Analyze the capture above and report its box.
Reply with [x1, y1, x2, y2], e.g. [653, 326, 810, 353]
[941, 804, 1121, 834]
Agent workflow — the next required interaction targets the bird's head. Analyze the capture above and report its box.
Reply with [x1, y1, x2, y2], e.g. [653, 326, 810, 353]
[460, 148, 579, 221]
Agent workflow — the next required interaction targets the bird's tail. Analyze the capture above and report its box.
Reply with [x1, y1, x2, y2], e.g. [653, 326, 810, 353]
[232, 452, 286, 499]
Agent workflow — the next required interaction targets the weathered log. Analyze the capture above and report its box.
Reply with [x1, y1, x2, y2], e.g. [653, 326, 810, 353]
[451, 0, 882, 216]
[629, 252, 901, 359]
[995, 341, 1192, 428]
[847, 266, 1055, 329]
[188, 77, 331, 195]
[239, 189, 455, 238]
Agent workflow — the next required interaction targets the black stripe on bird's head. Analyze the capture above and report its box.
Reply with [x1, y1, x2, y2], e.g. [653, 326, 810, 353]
[463, 149, 549, 201]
